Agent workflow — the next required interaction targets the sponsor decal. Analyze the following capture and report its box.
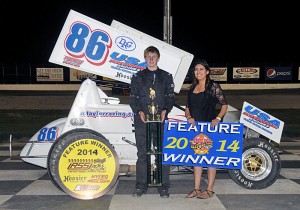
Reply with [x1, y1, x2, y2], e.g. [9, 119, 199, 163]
[70, 118, 85, 126]
[80, 110, 134, 118]
[88, 175, 110, 183]
[63, 56, 84, 67]
[115, 36, 136, 51]
[63, 175, 87, 182]
[190, 133, 213, 155]
[37, 127, 59, 141]
[240, 102, 284, 144]
[58, 139, 118, 198]
[74, 184, 100, 191]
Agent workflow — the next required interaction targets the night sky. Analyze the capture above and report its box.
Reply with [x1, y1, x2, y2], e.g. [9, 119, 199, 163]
[1, 0, 299, 66]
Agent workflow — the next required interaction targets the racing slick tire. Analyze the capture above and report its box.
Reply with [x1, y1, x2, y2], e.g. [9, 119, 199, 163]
[47, 129, 119, 199]
[228, 138, 281, 189]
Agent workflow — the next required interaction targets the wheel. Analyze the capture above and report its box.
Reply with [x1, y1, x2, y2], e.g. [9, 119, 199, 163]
[228, 138, 281, 189]
[47, 129, 119, 199]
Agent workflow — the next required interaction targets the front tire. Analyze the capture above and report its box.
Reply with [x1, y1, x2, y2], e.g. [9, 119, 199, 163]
[47, 129, 119, 199]
[228, 138, 281, 189]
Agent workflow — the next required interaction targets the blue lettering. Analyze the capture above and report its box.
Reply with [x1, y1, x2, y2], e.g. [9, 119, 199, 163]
[110, 51, 147, 67]
[244, 105, 259, 115]
[110, 52, 127, 61]
[244, 105, 280, 129]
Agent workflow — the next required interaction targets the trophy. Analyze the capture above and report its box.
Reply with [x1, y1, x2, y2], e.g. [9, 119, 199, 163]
[146, 86, 162, 186]
[146, 88, 160, 122]
[147, 102, 159, 121]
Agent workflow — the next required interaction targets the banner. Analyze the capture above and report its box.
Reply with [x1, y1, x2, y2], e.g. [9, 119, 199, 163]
[70, 68, 97, 81]
[210, 67, 227, 81]
[162, 121, 244, 169]
[233, 67, 259, 80]
[265, 67, 292, 80]
[36, 68, 64, 82]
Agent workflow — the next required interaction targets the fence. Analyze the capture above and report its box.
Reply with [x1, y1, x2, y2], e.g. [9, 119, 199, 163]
[1, 62, 300, 86]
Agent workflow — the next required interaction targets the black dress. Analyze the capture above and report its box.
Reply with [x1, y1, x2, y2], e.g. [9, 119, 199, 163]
[186, 81, 227, 121]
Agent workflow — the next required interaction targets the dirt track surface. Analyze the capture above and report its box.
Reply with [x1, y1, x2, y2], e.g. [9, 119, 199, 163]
[0, 89, 299, 110]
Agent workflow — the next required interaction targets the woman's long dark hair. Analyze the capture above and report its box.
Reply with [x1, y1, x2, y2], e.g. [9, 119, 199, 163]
[192, 59, 212, 91]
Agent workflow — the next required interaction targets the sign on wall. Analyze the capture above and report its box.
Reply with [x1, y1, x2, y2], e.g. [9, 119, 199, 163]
[70, 68, 97, 81]
[210, 67, 227, 81]
[265, 67, 292, 81]
[36, 68, 64, 82]
[233, 67, 260, 80]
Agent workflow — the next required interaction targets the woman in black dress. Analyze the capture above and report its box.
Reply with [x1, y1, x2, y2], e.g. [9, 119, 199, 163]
[185, 59, 228, 199]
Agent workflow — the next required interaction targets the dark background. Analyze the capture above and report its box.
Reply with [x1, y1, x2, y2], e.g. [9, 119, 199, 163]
[1, 0, 299, 66]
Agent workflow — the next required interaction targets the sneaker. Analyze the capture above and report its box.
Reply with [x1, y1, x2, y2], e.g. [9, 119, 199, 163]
[132, 189, 145, 197]
[159, 189, 169, 198]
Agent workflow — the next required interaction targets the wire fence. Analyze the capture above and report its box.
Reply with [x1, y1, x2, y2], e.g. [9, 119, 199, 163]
[0, 63, 71, 84]
[1, 62, 299, 85]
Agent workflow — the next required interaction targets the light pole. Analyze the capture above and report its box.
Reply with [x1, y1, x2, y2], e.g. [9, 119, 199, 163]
[163, 0, 172, 44]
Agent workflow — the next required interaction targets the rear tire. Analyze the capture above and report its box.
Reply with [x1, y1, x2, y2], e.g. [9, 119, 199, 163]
[228, 138, 281, 189]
